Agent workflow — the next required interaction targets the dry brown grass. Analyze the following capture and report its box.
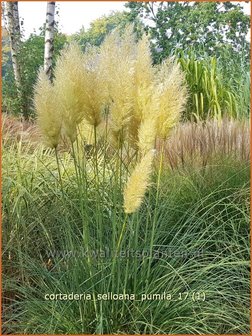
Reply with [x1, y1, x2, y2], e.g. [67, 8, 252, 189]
[2, 114, 41, 146]
[160, 119, 250, 169]
[3, 114, 250, 168]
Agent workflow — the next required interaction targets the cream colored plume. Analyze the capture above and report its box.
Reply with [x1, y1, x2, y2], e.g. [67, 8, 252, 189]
[155, 59, 187, 139]
[124, 150, 155, 214]
[54, 43, 87, 142]
[129, 34, 154, 146]
[138, 116, 157, 155]
[99, 28, 136, 144]
[77, 119, 95, 145]
[82, 46, 109, 127]
[134, 34, 153, 92]
[34, 69, 62, 148]
[77, 118, 106, 145]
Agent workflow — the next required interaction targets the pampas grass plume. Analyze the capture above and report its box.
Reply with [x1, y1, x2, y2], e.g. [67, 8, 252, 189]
[82, 46, 109, 127]
[100, 28, 136, 143]
[34, 69, 61, 148]
[155, 59, 187, 139]
[124, 150, 155, 214]
[138, 117, 157, 155]
[54, 43, 87, 143]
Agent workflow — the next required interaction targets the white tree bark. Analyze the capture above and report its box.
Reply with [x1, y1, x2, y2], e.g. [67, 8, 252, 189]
[12, 1, 21, 41]
[2, 2, 8, 27]
[44, 2, 56, 81]
[5, 1, 22, 88]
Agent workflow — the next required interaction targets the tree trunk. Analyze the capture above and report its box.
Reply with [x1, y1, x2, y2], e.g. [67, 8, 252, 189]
[12, 2, 21, 40]
[5, 1, 22, 89]
[44, 2, 56, 81]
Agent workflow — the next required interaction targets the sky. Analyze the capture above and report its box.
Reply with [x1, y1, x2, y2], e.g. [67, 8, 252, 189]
[18, 1, 251, 39]
[19, 1, 127, 38]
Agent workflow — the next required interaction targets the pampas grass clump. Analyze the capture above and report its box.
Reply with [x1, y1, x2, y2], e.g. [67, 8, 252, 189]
[34, 25, 187, 213]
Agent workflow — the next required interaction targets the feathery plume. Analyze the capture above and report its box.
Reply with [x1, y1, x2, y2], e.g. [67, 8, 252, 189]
[138, 116, 157, 155]
[34, 69, 61, 148]
[155, 59, 187, 139]
[128, 34, 155, 147]
[77, 118, 106, 145]
[129, 83, 159, 150]
[82, 46, 109, 127]
[100, 28, 136, 145]
[54, 43, 87, 143]
[134, 34, 153, 93]
[77, 119, 95, 145]
[124, 150, 155, 214]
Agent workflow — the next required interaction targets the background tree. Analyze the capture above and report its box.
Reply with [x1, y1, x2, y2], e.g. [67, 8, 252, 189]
[44, 1, 56, 81]
[126, 1, 250, 120]
[2, 27, 11, 77]
[2, 29, 66, 118]
[4, 1, 21, 84]
[12, 2, 21, 40]
[2, 2, 250, 121]
[72, 11, 144, 48]
[126, 1, 250, 63]
[4, 1, 25, 115]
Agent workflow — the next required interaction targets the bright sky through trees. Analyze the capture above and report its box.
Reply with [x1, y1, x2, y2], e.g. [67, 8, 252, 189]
[17, 1, 250, 40]
[18, 1, 126, 38]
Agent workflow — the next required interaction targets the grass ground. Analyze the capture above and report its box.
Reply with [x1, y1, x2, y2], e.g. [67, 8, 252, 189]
[2, 115, 250, 334]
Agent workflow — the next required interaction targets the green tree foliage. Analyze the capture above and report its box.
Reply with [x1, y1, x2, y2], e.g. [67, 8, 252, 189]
[20, 31, 67, 110]
[2, 29, 67, 117]
[126, 2, 250, 120]
[72, 11, 144, 48]
[126, 1, 250, 63]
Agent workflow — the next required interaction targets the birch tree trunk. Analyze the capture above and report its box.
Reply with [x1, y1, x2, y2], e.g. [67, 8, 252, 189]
[44, 2, 56, 81]
[5, 1, 22, 89]
[12, 2, 21, 40]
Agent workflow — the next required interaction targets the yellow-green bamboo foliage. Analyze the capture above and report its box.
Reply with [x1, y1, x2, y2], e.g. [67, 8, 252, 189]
[34, 69, 61, 148]
[124, 150, 155, 214]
